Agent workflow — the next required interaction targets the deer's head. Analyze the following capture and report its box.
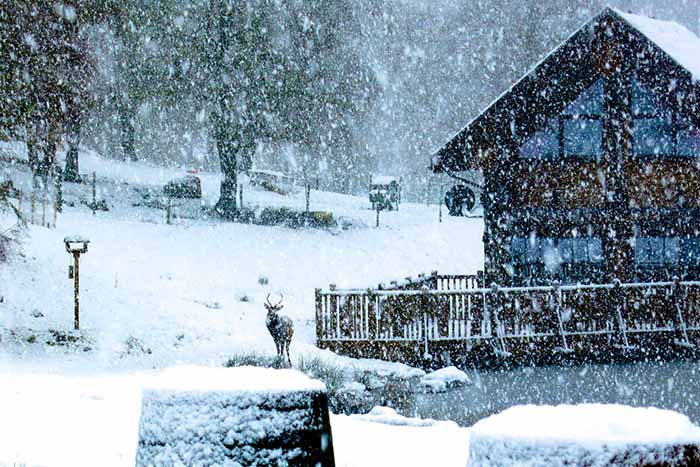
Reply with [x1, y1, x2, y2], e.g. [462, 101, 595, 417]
[264, 293, 284, 314]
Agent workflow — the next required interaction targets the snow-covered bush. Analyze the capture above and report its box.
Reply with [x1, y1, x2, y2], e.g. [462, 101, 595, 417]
[136, 365, 335, 467]
[419, 366, 471, 393]
[469, 404, 700, 467]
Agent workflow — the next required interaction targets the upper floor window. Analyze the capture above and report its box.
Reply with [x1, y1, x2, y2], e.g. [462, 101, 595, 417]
[632, 79, 698, 158]
[677, 116, 700, 157]
[519, 79, 603, 161]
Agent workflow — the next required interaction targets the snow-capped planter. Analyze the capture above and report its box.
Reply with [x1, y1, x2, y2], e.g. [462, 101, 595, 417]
[419, 366, 470, 393]
[469, 404, 700, 467]
[135, 365, 335, 467]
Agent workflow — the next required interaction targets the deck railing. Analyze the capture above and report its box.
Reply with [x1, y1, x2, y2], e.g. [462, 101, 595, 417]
[315, 279, 700, 364]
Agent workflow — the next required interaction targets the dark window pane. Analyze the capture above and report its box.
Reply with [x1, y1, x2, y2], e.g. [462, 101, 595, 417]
[637, 237, 664, 265]
[683, 238, 700, 265]
[632, 79, 668, 116]
[665, 238, 680, 264]
[519, 118, 558, 159]
[572, 238, 589, 262]
[633, 117, 673, 156]
[564, 79, 603, 116]
[678, 119, 700, 157]
[563, 119, 602, 158]
[559, 239, 573, 262]
[589, 238, 603, 262]
[511, 237, 526, 263]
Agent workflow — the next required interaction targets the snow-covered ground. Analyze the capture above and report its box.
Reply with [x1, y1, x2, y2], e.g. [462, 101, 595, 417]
[0, 144, 481, 466]
[0, 370, 471, 467]
[0, 143, 483, 374]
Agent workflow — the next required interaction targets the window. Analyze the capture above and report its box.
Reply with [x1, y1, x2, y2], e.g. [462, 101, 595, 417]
[677, 116, 700, 157]
[511, 237, 602, 265]
[519, 119, 558, 160]
[634, 237, 679, 266]
[563, 119, 602, 158]
[632, 79, 698, 158]
[683, 238, 700, 266]
[563, 79, 603, 115]
[519, 79, 603, 160]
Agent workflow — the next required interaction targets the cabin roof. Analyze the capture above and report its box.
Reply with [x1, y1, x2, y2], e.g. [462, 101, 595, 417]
[615, 8, 700, 81]
[432, 7, 700, 173]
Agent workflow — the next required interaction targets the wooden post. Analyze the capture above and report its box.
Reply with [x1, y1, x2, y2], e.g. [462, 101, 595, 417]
[305, 184, 310, 213]
[239, 183, 243, 208]
[166, 196, 172, 225]
[375, 206, 380, 228]
[30, 190, 35, 224]
[315, 288, 323, 346]
[91, 171, 96, 215]
[41, 189, 46, 227]
[73, 251, 80, 330]
[439, 185, 443, 223]
[426, 177, 432, 206]
[421, 285, 430, 361]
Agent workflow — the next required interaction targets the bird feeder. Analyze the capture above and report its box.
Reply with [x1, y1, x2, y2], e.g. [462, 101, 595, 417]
[64, 236, 89, 330]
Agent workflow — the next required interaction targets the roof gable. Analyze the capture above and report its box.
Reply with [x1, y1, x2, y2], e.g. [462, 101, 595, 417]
[614, 8, 700, 82]
[432, 7, 700, 173]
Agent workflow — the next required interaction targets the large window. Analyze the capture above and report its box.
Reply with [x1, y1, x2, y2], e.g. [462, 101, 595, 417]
[511, 236, 603, 272]
[634, 236, 680, 267]
[519, 79, 603, 161]
[632, 79, 699, 158]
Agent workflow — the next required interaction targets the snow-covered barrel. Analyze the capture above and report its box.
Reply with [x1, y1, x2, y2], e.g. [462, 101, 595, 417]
[469, 404, 700, 467]
[135, 366, 335, 467]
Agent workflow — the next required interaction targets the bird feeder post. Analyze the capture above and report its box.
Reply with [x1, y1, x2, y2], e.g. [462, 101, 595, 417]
[64, 237, 90, 330]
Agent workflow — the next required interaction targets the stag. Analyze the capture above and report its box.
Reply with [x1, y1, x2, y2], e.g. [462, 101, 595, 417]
[265, 293, 294, 366]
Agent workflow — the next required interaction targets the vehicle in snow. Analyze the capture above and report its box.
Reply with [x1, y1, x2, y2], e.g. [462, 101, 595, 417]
[369, 175, 401, 211]
[248, 169, 295, 195]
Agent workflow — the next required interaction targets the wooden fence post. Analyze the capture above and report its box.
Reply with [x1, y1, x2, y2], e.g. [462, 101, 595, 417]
[421, 285, 431, 361]
[315, 288, 323, 346]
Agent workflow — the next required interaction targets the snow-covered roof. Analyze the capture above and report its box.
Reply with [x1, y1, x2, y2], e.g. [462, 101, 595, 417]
[614, 8, 700, 81]
[432, 6, 700, 172]
[143, 365, 326, 394]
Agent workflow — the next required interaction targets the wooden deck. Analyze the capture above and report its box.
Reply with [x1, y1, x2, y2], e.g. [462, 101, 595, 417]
[315, 278, 700, 368]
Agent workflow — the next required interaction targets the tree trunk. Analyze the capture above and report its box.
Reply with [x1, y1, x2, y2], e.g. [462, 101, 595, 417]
[213, 119, 238, 219]
[26, 123, 38, 174]
[119, 102, 137, 161]
[37, 121, 59, 178]
[64, 115, 81, 182]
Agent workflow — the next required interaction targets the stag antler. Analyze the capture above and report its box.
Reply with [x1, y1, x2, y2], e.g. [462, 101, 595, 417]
[265, 293, 284, 309]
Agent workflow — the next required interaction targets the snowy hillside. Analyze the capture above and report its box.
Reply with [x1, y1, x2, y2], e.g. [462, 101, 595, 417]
[0, 144, 482, 466]
[0, 144, 483, 373]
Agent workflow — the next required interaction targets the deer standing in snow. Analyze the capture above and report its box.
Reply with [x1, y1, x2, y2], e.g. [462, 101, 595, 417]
[265, 293, 294, 366]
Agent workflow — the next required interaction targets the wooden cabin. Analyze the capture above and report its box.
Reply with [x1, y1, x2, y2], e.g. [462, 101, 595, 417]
[432, 7, 700, 287]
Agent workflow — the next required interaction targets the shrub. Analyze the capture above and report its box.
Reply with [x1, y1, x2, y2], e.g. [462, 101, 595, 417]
[256, 207, 336, 229]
